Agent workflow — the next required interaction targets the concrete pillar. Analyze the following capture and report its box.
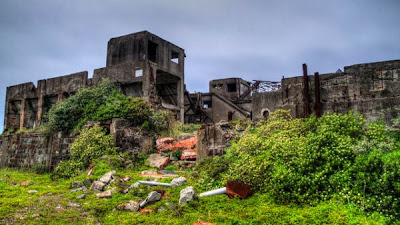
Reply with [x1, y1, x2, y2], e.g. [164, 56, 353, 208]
[3, 88, 9, 131]
[36, 80, 45, 122]
[19, 99, 25, 130]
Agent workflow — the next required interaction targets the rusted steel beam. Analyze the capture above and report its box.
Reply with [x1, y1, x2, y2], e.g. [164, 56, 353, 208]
[302, 64, 311, 117]
[314, 72, 323, 117]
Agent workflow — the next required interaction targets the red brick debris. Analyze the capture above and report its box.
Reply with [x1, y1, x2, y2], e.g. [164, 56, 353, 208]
[156, 136, 198, 160]
[226, 180, 253, 199]
[181, 149, 197, 160]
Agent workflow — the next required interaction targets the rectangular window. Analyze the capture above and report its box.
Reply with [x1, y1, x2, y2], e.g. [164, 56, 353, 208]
[203, 100, 212, 108]
[148, 41, 158, 62]
[227, 83, 237, 92]
[171, 50, 179, 64]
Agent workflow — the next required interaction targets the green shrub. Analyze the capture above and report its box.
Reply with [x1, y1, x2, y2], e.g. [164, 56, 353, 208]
[52, 125, 118, 179]
[52, 160, 83, 179]
[42, 80, 152, 135]
[197, 110, 400, 219]
[70, 125, 118, 168]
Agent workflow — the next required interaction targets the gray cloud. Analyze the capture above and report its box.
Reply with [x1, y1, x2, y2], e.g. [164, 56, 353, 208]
[1, 0, 399, 132]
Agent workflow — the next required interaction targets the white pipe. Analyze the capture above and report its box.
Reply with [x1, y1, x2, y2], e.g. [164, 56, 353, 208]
[140, 199, 148, 208]
[138, 181, 172, 187]
[198, 187, 227, 197]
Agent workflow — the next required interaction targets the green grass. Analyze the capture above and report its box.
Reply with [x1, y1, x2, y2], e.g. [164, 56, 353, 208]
[0, 168, 393, 225]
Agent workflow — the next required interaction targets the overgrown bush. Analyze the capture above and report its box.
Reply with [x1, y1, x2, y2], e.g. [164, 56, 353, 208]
[69, 125, 118, 167]
[42, 80, 152, 135]
[196, 109, 400, 219]
[52, 125, 117, 179]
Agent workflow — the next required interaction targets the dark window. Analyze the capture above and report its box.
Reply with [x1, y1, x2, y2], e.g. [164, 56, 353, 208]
[148, 41, 158, 62]
[227, 83, 237, 92]
[203, 100, 212, 108]
[171, 50, 179, 64]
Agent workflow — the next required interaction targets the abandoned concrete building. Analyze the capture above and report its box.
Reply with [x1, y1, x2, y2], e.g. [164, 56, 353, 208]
[1, 30, 400, 169]
[3, 31, 185, 132]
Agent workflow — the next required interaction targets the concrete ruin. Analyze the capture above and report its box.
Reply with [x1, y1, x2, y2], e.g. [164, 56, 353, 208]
[3, 31, 185, 132]
[252, 60, 400, 123]
[1, 30, 400, 168]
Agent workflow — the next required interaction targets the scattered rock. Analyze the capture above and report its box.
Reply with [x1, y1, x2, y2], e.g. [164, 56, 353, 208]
[139, 209, 153, 214]
[21, 180, 32, 186]
[99, 171, 116, 184]
[96, 187, 117, 198]
[71, 181, 84, 189]
[226, 180, 252, 199]
[70, 186, 87, 193]
[68, 202, 80, 207]
[83, 178, 93, 187]
[77, 194, 86, 199]
[90, 181, 106, 193]
[122, 182, 140, 194]
[26, 190, 38, 194]
[123, 176, 132, 182]
[179, 186, 196, 205]
[0, 179, 3, 182]
[147, 154, 170, 170]
[140, 191, 162, 208]
[31, 213, 40, 218]
[117, 200, 140, 212]
[170, 177, 186, 187]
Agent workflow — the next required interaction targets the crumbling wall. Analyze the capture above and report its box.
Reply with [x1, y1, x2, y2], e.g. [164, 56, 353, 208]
[0, 132, 75, 170]
[0, 118, 155, 169]
[252, 60, 400, 123]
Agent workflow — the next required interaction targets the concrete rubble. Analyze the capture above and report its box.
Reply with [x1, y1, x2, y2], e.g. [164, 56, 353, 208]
[140, 191, 162, 208]
[179, 186, 196, 205]
[117, 201, 140, 212]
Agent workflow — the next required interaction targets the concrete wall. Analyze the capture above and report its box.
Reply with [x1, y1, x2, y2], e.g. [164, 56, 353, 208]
[0, 132, 75, 170]
[252, 59, 400, 123]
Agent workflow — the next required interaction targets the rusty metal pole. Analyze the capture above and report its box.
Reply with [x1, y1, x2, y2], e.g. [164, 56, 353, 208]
[302, 64, 310, 117]
[314, 72, 323, 117]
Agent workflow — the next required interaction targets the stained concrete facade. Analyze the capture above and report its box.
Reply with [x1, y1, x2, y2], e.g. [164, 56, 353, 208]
[3, 31, 185, 132]
[252, 60, 400, 123]
[184, 78, 252, 124]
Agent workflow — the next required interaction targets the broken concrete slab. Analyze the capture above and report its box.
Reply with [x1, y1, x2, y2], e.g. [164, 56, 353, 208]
[226, 180, 252, 199]
[99, 171, 116, 184]
[147, 154, 170, 170]
[181, 149, 197, 160]
[117, 200, 140, 212]
[170, 177, 186, 187]
[96, 187, 117, 198]
[179, 186, 196, 205]
[70, 186, 87, 193]
[90, 181, 106, 193]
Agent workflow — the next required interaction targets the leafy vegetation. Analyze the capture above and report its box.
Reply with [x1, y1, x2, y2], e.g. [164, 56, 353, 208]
[52, 125, 117, 179]
[0, 168, 390, 224]
[41, 80, 152, 135]
[197, 109, 400, 220]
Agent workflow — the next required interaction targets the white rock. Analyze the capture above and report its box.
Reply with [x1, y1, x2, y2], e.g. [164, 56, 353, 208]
[99, 171, 116, 184]
[179, 186, 196, 205]
[170, 177, 186, 187]
[90, 181, 106, 193]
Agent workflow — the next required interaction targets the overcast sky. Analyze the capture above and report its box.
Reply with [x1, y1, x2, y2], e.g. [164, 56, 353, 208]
[0, 0, 399, 132]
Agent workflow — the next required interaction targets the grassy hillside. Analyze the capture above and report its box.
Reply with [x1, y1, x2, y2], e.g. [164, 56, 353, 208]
[0, 167, 389, 224]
